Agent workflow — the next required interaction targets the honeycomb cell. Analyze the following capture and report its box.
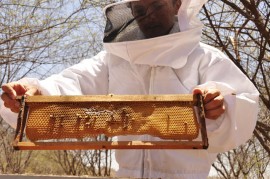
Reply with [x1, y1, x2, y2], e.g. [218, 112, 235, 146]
[25, 100, 199, 142]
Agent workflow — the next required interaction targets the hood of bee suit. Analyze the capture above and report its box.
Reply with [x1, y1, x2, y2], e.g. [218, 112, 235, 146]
[103, 0, 208, 69]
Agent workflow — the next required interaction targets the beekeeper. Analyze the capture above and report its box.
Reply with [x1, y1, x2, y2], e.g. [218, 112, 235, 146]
[0, 0, 259, 178]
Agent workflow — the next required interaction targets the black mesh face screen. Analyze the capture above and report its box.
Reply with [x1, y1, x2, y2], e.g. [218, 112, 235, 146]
[104, 3, 136, 42]
[103, 0, 179, 43]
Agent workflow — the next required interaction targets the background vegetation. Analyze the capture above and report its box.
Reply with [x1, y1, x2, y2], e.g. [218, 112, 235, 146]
[0, 0, 269, 178]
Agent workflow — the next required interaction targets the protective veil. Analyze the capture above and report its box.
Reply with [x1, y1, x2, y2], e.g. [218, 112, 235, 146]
[103, 0, 208, 68]
[0, 0, 259, 179]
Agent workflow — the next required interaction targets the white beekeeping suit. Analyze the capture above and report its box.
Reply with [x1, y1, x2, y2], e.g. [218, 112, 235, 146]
[0, 0, 259, 179]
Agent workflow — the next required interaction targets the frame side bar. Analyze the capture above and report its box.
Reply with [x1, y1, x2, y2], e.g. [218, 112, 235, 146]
[197, 94, 209, 149]
[13, 95, 26, 150]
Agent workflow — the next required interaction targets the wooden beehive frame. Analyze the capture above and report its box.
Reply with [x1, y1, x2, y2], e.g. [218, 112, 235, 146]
[13, 94, 208, 150]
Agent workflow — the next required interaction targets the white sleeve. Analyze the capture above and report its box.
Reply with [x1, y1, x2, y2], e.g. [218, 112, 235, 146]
[198, 53, 259, 153]
[0, 51, 109, 128]
[38, 51, 109, 96]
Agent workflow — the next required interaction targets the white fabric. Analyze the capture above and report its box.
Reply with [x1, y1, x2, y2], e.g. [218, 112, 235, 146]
[178, 0, 208, 31]
[103, 0, 207, 69]
[0, 43, 259, 179]
[0, 0, 259, 178]
[103, 24, 202, 69]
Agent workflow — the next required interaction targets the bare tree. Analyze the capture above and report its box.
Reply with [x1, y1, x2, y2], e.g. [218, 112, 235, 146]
[202, 0, 270, 177]
[0, 0, 114, 176]
[0, 118, 32, 174]
[0, 0, 109, 82]
[1, 0, 269, 177]
[47, 136, 113, 176]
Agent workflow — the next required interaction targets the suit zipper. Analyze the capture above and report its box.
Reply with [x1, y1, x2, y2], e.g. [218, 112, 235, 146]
[149, 66, 156, 94]
[141, 66, 156, 178]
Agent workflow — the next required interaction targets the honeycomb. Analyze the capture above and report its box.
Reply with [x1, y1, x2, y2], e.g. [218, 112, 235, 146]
[25, 99, 199, 142]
